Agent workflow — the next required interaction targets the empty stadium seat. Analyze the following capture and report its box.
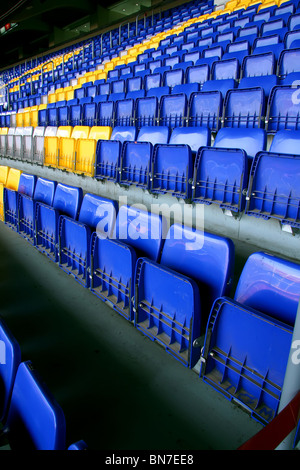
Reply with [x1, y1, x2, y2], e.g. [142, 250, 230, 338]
[3, 168, 22, 230]
[200, 251, 300, 424]
[266, 86, 300, 133]
[17, 175, 55, 242]
[0, 317, 21, 423]
[223, 87, 265, 128]
[242, 51, 276, 78]
[159, 93, 187, 128]
[58, 193, 118, 287]
[134, 224, 234, 367]
[169, 126, 211, 153]
[90, 204, 166, 320]
[150, 143, 193, 199]
[0, 360, 66, 450]
[119, 140, 152, 189]
[35, 183, 83, 261]
[245, 151, 300, 229]
[135, 96, 159, 129]
[74, 126, 112, 176]
[269, 130, 300, 155]
[188, 90, 223, 132]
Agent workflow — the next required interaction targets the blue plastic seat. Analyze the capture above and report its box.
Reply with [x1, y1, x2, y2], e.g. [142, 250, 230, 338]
[242, 52, 275, 78]
[74, 88, 85, 100]
[35, 183, 83, 262]
[96, 101, 114, 127]
[68, 440, 88, 450]
[1, 361, 66, 450]
[119, 140, 152, 189]
[126, 76, 143, 93]
[47, 107, 58, 126]
[188, 90, 223, 132]
[38, 108, 47, 126]
[4, 173, 37, 232]
[59, 193, 118, 287]
[150, 143, 193, 199]
[223, 87, 265, 128]
[95, 140, 121, 183]
[18, 177, 56, 244]
[144, 73, 163, 91]
[193, 144, 248, 212]
[146, 86, 170, 102]
[261, 19, 287, 42]
[134, 96, 158, 129]
[171, 83, 199, 101]
[163, 68, 184, 89]
[90, 205, 166, 321]
[137, 125, 170, 146]
[0, 317, 21, 423]
[285, 30, 300, 49]
[110, 125, 137, 143]
[134, 224, 234, 367]
[213, 127, 267, 159]
[81, 102, 96, 126]
[202, 78, 237, 99]
[185, 64, 210, 87]
[159, 93, 187, 128]
[114, 98, 134, 126]
[245, 151, 300, 229]
[266, 86, 300, 133]
[200, 295, 293, 425]
[277, 48, 300, 79]
[98, 83, 111, 96]
[269, 130, 300, 155]
[169, 126, 211, 153]
[69, 104, 82, 126]
[238, 75, 278, 98]
[57, 105, 70, 126]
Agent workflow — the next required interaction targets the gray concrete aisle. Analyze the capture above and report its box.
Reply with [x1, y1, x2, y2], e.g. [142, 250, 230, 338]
[0, 221, 262, 450]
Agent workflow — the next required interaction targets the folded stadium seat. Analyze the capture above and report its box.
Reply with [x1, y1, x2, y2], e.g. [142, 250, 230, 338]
[13, 127, 34, 161]
[202, 78, 237, 99]
[58, 193, 117, 287]
[82, 102, 97, 126]
[0, 360, 66, 450]
[200, 251, 300, 425]
[150, 143, 193, 199]
[146, 86, 170, 103]
[74, 126, 112, 177]
[134, 223, 234, 368]
[74, 87, 85, 100]
[222, 40, 251, 65]
[69, 103, 82, 126]
[0, 317, 21, 423]
[235, 25, 260, 47]
[137, 125, 170, 146]
[163, 68, 185, 90]
[144, 73, 163, 92]
[97, 82, 111, 96]
[57, 125, 90, 171]
[57, 104, 70, 126]
[261, 18, 288, 42]
[134, 96, 159, 129]
[44, 126, 72, 167]
[171, 83, 200, 101]
[38, 107, 48, 126]
[252, 36, 284, 61]
[188, 90, 223, 132]
[266, 85, 300, 133]
[85, 84, 97, 99]
[90, 204, 166, 321]
[288, 12, 300, 31]
[114, 98, 135, 127]
[241, 51, 276, 78]
[18, 177, 56, 245]
[185, 63, 210, 88]
[168, 126, 211, 154]
[35, 182, 83, 262]
[238, 74, 278, 99]
[5, 128, 16, 158]
[96, 100, 115, 127]
[32, 126, 57, 165]
[285, 30, 300, 49]
[158, 93, 188, 128]
[277, 48, 300, 80]
[268, 129, 300, 155]
[211, 58, 240, 81]
[223, 87, 266, 128]
[126, 76, 143, 93]
[2, 168, 22, 230]
[245, 151, 300, 230]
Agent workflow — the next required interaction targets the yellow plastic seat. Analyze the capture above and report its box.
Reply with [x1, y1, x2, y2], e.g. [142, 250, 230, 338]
[57, 126, 90, 171]
[74, 126, 112, 176]
[0, 165, 9, 185]
[44, 126, 73, 167]
[16, 111, 24, 127]
[6, 168, 22, 191]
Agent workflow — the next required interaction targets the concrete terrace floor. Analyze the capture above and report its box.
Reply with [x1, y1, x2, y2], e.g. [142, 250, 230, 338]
[0, 219, 265, 451]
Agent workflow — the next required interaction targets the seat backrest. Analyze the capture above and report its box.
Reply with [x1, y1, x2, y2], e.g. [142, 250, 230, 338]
[188, 90, 223, 131]
[137, 125, 170, 145]
[114, 98, 134, 126]
[186, 63, 209, 86]
[18, 173, 37, 197]
[78, 193, 117, 238]
[213, 127, 266, 159]
[110, 126, 137, 142]
[52, 183, 83, 219]
[88, 126, 112, 141]
[6, 168, 22, 191]
[160, 224, 235, 318]
[114, 204, 167, 262]
[97, 101, 114, 126]
[0, 165, 9, 185]
[269, 129, 300, 155]
[5, 361, 66, 450]
[71, 126, 90, 139]
[234, 252, 300, 326]
[33, 177, 57, 206]
[159, 93, 187, 127]
[169, 126, 211, 152]
[267, 86, 300, 132]
[277, 48, 300, 78]
[0, 317, 21, 422]
[135, 96, 159, 128]
[223, 87, 265, 128]
[56, 126, 72, 138]
[212, 58, 240, 80]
